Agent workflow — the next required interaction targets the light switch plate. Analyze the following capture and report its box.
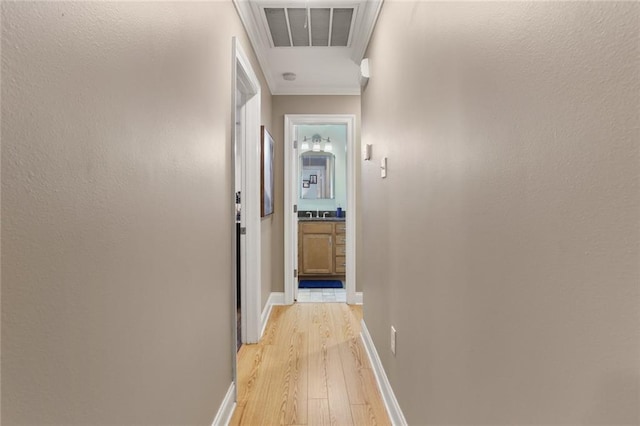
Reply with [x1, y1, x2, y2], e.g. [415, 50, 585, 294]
[381, 157, 387, 178]
[391, 326, 396, 355]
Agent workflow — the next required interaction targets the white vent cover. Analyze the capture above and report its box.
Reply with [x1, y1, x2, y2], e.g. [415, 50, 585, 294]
[264, 7, 355, 47]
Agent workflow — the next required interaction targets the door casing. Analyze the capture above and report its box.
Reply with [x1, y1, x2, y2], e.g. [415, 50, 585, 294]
[232, 38, 262, 366]
[284, 114, 357, 304]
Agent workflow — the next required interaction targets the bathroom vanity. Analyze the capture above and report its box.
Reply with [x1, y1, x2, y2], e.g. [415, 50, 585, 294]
[298, 219, 346, 277]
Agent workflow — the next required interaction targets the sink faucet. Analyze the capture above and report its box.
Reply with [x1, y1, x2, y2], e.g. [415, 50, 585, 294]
[322, 211, 330, 218]
[306, 211, 313, 218]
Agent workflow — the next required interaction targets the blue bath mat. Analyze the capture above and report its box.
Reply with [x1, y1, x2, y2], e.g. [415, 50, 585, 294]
[299, 280, 343, 289]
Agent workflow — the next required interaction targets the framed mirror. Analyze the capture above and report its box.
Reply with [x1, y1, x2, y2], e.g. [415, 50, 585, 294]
[300, 151, 335, 199]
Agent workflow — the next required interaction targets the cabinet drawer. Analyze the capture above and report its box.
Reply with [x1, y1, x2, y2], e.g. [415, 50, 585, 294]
[335, 256, 346, 273]
[335, 245, 346, 256]
[335, 223, 346, 234]
[336, 234, 346, 245]
[300, 222, 333, 234]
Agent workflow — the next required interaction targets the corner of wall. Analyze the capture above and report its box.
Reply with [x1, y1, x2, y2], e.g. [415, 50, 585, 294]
[360, 319, 408, 426]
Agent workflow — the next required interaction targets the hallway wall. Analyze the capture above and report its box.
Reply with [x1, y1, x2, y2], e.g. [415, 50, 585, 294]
[271, 95, 362, 292]
[361, 2, 639, 424]
[260, 88, 274, 313]
[1, 2, 270, 423]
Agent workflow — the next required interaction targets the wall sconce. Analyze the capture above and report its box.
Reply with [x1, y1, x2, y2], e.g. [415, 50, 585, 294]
[360, 58, 370, 88]
[363, 143, 372, 160]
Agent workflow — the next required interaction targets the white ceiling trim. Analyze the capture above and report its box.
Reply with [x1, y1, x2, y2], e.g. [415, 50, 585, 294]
[274, 87, 362, 96]
[233, 0, 278, 94]
[233, 0, 383, 96]
[349, 0, 384, 62]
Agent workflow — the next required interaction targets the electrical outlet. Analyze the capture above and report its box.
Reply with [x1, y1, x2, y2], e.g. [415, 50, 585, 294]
[391, 326, 397, 355]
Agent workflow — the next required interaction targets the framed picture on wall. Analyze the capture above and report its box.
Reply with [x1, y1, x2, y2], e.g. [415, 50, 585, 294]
[302, 180, 310, 188]
[261, 126, 275, 217]
[309, 174, 317, 184]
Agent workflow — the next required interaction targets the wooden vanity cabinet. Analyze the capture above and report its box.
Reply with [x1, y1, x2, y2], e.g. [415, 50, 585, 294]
[298, 221, 346, 277]
[334, 223, 346, 274]
[299, 222, 333, 274]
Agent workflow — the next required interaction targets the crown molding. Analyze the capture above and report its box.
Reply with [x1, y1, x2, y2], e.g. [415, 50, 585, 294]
[272, 86, 361, 96]
[233, 0, 277, 94]
[350, 0, 384, 62]
[233, 0, 382, 96]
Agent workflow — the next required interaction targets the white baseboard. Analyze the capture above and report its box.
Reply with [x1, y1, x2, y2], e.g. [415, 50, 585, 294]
[360, 320, 408, 426]
[354, 291, 363, 305]
[260, 292, 285, 339]
[211, 382, 236, 426]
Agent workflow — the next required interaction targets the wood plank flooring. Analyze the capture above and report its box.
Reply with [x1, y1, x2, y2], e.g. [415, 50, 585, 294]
[231, 303, 390, 426]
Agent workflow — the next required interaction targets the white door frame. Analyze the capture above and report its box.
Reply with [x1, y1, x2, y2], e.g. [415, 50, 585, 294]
[284, 114, 358, 305]
[232, 37, 262, 348]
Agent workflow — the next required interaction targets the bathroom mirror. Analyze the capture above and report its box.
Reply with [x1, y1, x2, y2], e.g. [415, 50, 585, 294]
[300, 151, 335, 199]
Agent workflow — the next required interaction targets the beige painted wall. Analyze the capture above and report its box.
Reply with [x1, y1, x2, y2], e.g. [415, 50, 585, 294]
[1, 2, 271, 423]
[260, 82, 273, 313]
[361, 1, 639, 424]
[261, 216, 273, 310]
[271, 95, 362, 292]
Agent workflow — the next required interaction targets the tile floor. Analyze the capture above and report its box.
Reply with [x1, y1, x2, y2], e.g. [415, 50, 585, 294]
[296, 288, 347, 303]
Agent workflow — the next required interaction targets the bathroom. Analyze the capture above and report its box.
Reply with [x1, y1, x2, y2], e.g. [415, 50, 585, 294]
[296, 124, 348, 302]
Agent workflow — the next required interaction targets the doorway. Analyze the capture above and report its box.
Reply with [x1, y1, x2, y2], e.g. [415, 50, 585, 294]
[235, 86, 244, 350]
[232, 37, 262, 357]
[284, 115, 358, 305]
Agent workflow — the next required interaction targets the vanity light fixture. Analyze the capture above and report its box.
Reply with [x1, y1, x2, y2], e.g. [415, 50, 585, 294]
[304, 134, 331, 153]
[324, 137, 333, 152]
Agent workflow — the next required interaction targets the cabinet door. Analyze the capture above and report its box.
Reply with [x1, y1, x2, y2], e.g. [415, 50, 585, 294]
[302, 234, 333, 274]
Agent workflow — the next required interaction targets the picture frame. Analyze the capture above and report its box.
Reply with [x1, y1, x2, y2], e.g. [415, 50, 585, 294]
[261, 126, 275, 217]
[309, 174, 317, 184]
[302, 180, 310, 188]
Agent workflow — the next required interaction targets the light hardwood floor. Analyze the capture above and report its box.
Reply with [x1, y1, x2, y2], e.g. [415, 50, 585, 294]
[231, 303, 390, 426]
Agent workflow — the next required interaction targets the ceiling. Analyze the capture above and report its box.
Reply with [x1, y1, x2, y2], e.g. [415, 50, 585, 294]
[234, 0, 383, 95]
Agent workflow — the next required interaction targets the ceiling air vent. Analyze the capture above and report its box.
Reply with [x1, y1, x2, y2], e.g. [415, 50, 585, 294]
[264, 7, 355, 47]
